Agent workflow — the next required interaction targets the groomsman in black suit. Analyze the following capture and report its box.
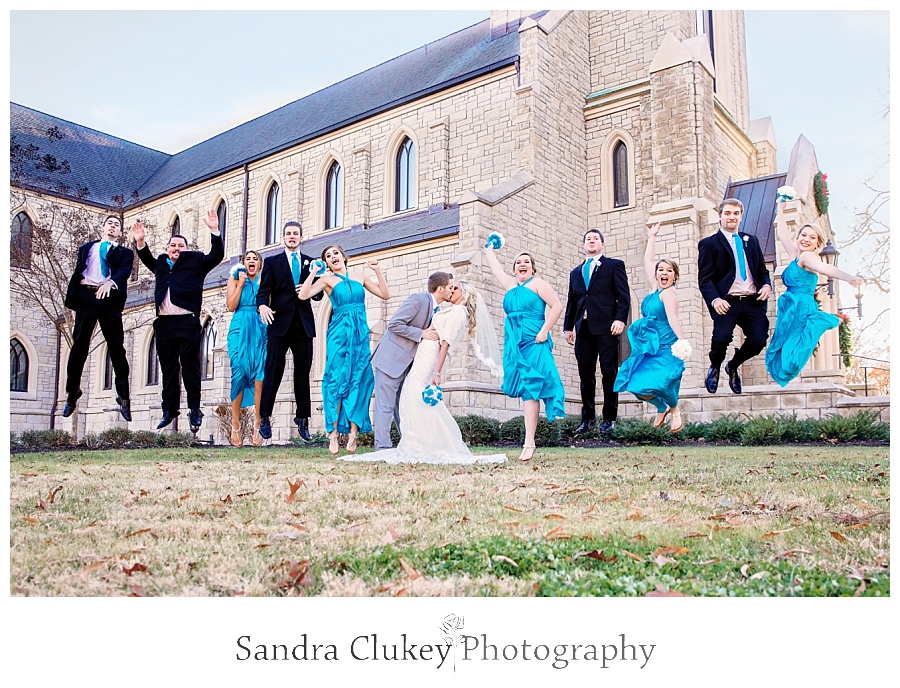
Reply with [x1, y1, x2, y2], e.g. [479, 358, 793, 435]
[697, 197, 772, 394]
[133, 210, 224, 431]
[62, 215, 135, 420]
[563, 229, 630, 434]
[256, 220, 322, 441]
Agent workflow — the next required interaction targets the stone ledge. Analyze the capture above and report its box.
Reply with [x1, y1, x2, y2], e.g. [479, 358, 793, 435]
[457, 171, 536, 207]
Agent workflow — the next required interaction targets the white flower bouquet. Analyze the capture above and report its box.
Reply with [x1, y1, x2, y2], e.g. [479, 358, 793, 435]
[422, 384, 444, 406]
[776, 185, 796, 203]
[671, 339, 692, 361]
[484, 232, 505, 250]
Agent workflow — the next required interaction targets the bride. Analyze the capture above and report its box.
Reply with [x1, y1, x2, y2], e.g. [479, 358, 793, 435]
[342, 280, 508, 464]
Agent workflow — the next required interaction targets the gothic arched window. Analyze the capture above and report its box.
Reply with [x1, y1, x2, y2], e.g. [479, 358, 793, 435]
[200, 320, 217, 380]
[216, 199, 227, 249]
[147, 334, 159, 386]
[612, 140, 629, 208]
[10, 338, 28, 392]
[325, 161, 342, 230]
[395, 137, 415, 212]
[11, 212, 33, 269]
[265, 182, 280, 245]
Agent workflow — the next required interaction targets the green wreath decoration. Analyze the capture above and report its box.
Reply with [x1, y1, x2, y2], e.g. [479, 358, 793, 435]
[838, 311, 853, 368]
[813, 170, 830, 216]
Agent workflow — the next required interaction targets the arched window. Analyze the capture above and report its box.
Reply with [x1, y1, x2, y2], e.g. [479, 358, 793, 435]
[11, 212, 33, 269]
[10, 338, 28, 392]
[171, 215, 181, 235]
[395, 137, 416, 212]
[612, 140, 629, 208]
[147, 334, 159, 386]
[216, 198, 227, 248]
[325, 161, 342, 230]
[200, 320, 217, 380]
[103, 349, 113, 390]
[265, 182, 280, 245]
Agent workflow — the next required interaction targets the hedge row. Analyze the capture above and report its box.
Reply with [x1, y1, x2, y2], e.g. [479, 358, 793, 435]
[11, 411, 888, 451]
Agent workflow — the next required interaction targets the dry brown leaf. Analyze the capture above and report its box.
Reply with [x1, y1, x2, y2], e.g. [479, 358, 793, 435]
[830, 531, 848, 543]
[652, 546, 689, 557]
[683, 532, 708, 539]
[627, 510, 642, 521]
[37, 498, 47, 511]
[125, 528, 153, 538]
[621, 550, 643, 562]
[286, 478, 305, 504]
[629, 534, 647, 542]
[492, 555, 518, 567]
[853, 579, 866, 597]
[844, 522, 871, 530]
[122, 563, 148, 576]
[82, 561, 106, 573]
[503, 505, 524, 512]
[699, 558, 723, 566]
[21, 517, 39, 525]
[774, 549, 810, 559]
[398, 557, 422, 580]
[277, 560, 313, 590]
[502, 521, 520, 527]
[221, 494, 233, 505]
[254, 543, 271, 549]
[46, 486, 63, 503]
[289, 522, 308, 531]
[381, 524, 400, 544]
[364, 500, 383, 507]
[21, 472, 38, 477]
[654, 555, 676, 566]
[601, 493, 619, 502]
[761, 527, 797, 539]
[544, 513, 566, 520]
[179, 492, 190, 501]
[574, 549, 617, 563]
[129, 585, 146, 597]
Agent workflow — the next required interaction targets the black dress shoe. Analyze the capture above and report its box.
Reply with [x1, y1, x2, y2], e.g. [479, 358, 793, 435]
[725, 360, 742, 394]
[189, 408, 203, 433]
[574, 420, 594, 435]
[62, 391, 82, 417]
[295, 417, 311, 442]
[598, 420, 616, 434]
[705, 366, 720, 394]
[157, 411, 179, 429]
[116, 397, 132, 422]
[259, 417, 272, 440]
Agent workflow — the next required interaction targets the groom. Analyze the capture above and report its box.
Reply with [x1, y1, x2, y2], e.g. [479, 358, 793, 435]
[371, 271, 455, 450]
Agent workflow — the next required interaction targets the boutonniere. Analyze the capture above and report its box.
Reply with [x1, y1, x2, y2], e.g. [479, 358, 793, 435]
[742, 236, 749, 244]
[303, 259, 310, 266]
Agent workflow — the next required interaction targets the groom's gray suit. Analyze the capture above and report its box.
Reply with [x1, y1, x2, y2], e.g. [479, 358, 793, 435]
[371, 291, 435, 450]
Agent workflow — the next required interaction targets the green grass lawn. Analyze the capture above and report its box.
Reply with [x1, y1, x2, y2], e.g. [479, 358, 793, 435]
[9, 444, 889, 596]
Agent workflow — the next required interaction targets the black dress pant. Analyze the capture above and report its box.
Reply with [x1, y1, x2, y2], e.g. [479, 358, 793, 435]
[574, 322, 621, 423]
[260, 315, 313, 420]
[66, 286, 130, 403]
[154, 314, 201, 415]
[709, 296, 769, 370]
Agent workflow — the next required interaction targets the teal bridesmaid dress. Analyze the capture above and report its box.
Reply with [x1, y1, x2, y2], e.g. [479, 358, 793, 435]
[766, 258, 839, 386]
[322, 273, 375, 434]
[227, 276, 267, 407]
[501, 278, 566, 421]
[614, 289, 684, 413]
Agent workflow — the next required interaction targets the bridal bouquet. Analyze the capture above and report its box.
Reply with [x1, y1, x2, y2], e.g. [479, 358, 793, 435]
[776, 185, 796, 203]
[311, 259, 328, 276]
[671, 339, 692, 361]
[484, 232, 505, 250]
[230, 264, 247, 279]
[422, 384, 444, 406]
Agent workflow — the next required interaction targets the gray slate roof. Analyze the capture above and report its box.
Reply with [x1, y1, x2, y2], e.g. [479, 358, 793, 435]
[10, 103, 171, 208]
[11, 17, 519, 209]
[725, 173, 787, 264]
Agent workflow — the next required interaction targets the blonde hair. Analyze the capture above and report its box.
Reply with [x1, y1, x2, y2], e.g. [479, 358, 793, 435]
[797, 224, 826, 251]
[512, 252, 537, 274]
[455, 280, 478, 339]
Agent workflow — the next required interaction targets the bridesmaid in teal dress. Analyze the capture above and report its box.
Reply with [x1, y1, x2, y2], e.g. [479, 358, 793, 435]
[298, 245, 389, 455]
[766, 199, 863, 386]
[226, 250, 267, 447]
[484, 244, 565, 461]
[614, 223, 690, 432]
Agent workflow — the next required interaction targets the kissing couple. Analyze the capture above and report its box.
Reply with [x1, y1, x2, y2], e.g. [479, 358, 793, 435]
[343, 271, 508, 464]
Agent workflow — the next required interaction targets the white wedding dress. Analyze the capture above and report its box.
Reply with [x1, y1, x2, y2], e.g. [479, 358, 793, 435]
[342, 305, 507, 464]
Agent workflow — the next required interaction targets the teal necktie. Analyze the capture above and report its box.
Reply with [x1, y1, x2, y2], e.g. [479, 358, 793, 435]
[99, 241, 111, 278]
[733, 234, 747, 280]
[166, 258, 175, 270]
[291, 252, 301, 285]
[582, 258, 593, 289]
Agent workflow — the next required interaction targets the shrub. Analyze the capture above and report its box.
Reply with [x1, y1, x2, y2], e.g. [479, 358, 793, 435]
[499, 415, 560, 447]
[702, 415, 744, 443]
[99, 427, 133, 447]
[10, 432, 18, 448]
[20, 429, 72, 449]
[159, 431, 196, 447]
[679, 422, 707, 440]
[776, 414, 819, 443]
[610, 418, 672, 444]
[78, 433, 103, 449]
[130, 430, 159, 448]
[456, 415, 501, 445]
[740, 415, 784, 446]
[813, 413, 860, 442]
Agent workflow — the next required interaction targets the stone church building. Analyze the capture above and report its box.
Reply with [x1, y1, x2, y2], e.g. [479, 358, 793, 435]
[10, 10, 873, 442]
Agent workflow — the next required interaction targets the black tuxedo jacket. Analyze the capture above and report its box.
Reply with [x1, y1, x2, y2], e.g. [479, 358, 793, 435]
[255, 250, 322, 338]
[137, 233, 224, 316]
[697, 230, 771, 317]
[64, 240, 134, 312]
[563, 255, 630, 335]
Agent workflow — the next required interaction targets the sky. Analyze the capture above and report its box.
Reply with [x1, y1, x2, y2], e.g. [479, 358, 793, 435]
[6, 9, 890, 336]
